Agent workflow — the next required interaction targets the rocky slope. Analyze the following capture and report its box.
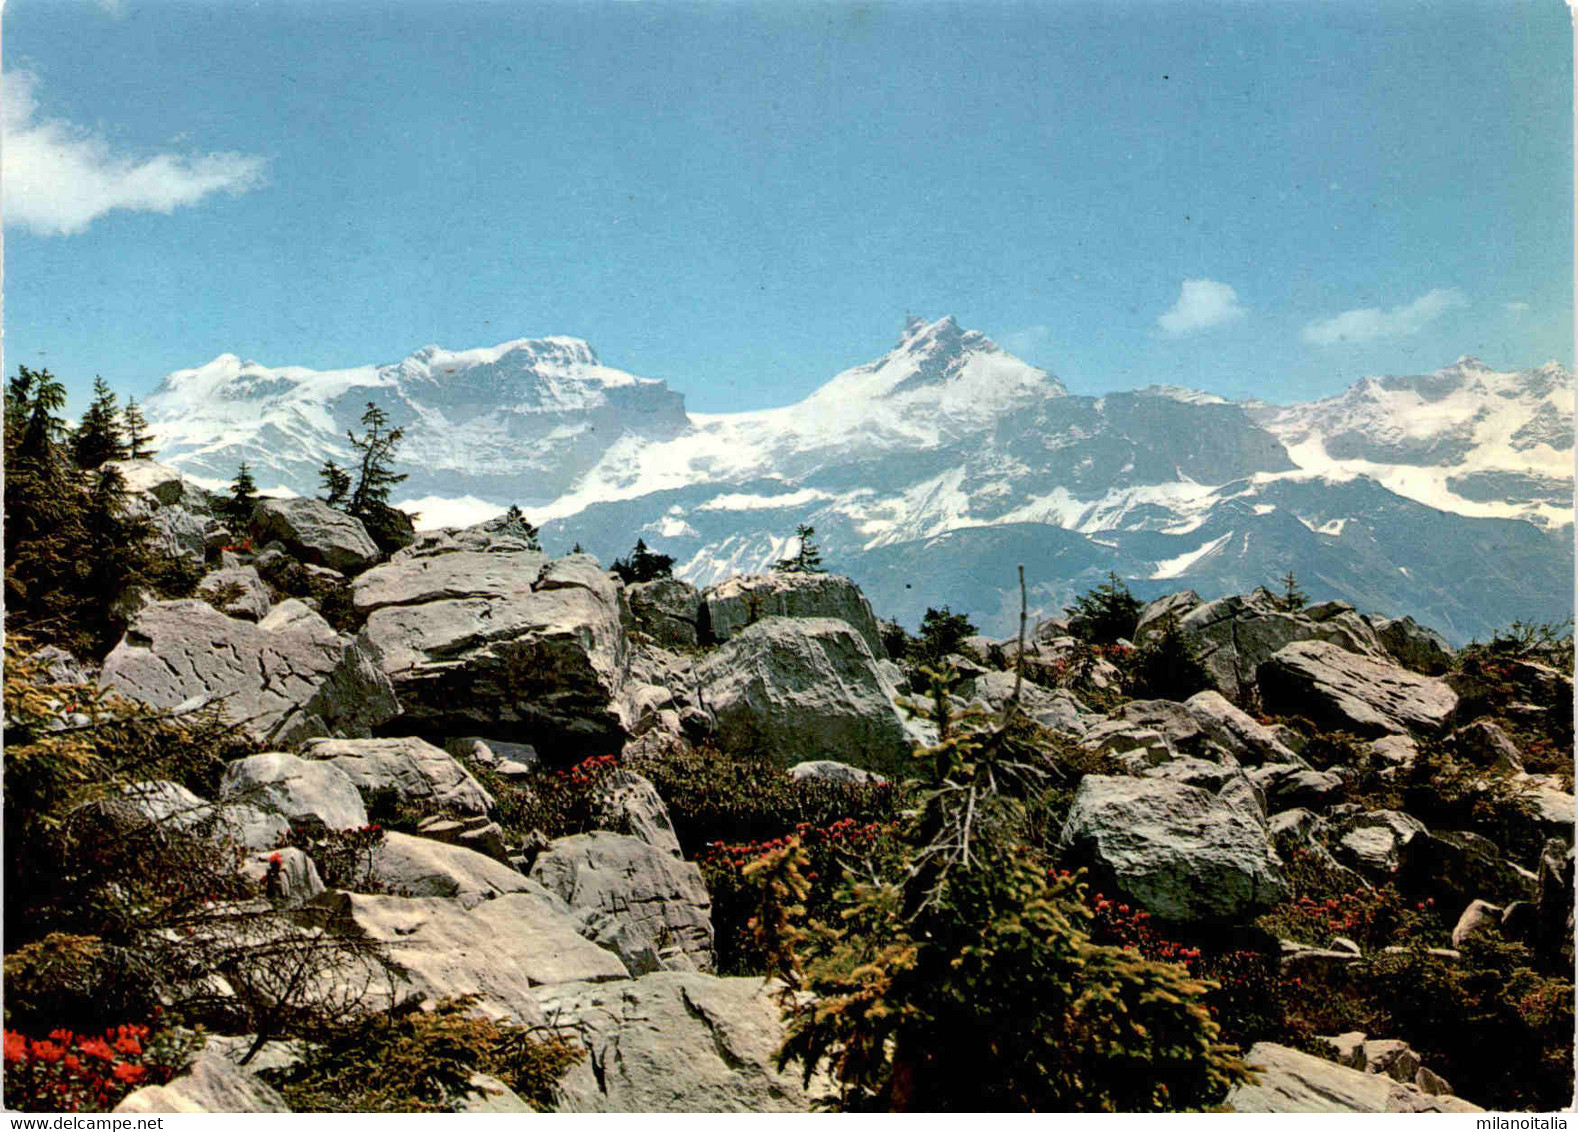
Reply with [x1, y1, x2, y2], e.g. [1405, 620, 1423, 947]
[30, 466, 1565, 1111]
[143, 317, 1575, 645]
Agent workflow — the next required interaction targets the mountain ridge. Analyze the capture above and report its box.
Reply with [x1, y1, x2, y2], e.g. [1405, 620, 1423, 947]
[143, 316, 1574, 643]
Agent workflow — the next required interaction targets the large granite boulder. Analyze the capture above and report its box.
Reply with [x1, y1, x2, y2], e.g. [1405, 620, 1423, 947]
[301, 736, 494, 816]
[625, 578, 703, 648]
[694, 617, 912, 776]
[700, 572, 886, 658]
[1258, 641, 1458, 736]
[1184, 690, 1305, 765]
[219, 753, 369, 833]
[1228, 1043, 1481, 1113]
[309, 889, 628, 1025]
[248, 498, 380, 574]
[104, 458, 191, 508]
[1137, 593, 1387, 702]
[353, 552, 627, 757]
[99, 599, 399, 746]
[1059, 774, 1287, 923]
[529, 831, 714, 976]
[535, 973, 812, 1112]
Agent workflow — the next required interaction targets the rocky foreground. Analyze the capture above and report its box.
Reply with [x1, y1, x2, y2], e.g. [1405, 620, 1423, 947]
[20, 460, 1575, 1112]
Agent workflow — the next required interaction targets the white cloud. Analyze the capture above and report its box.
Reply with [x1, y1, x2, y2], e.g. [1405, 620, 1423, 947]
[1157, 279, 1246, 334]
[2, 70, 266, 236]
[1001, 325, 1051, 356]
[1301, 288, 1468, 346]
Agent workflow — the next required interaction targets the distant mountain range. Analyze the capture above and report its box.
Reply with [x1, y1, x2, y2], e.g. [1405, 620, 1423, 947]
[145, 315, 1574, 643]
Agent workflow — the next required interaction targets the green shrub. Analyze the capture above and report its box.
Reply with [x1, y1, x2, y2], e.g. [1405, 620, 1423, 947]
[699, 818, 905, 974]
[1066, 572, 1143, 646]
[270, 996, 582, 1112]
[625, 742, 899, 857]
[1126, 613, 1211, 701]
[762, 674, 1249, 1111]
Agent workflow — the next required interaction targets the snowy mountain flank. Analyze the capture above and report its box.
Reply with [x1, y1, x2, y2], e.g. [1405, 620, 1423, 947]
[145, 316, 1575, 644]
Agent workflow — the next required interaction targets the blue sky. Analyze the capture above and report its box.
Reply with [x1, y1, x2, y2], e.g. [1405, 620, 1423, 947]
[4, 0, 1571, 415]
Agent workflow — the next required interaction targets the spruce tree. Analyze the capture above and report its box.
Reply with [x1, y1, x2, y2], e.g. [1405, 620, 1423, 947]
[72, 376, 126, 470]
[774, 523, 826, 574]
[4, 367, 94, 650]
[227, 462, 260, 527]
[1067, 571, 1143, 645]
[318, 459, 352, 507]
[1278, 569, 1309, 612]
[346, 402, 408, 517]
[345, 402, 415, 553]
[121, 397, 155, 460]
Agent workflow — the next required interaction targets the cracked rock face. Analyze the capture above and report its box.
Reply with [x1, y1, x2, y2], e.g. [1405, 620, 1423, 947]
[1059, 773, 1288, 923]
[1228, 1043, 1481, 1113]
[311, 889, 628, 1025]
[98, 599, 398, 745]
[625, 578, 702, 648]
[353, 551, 628, 758]
[1136, 593, 1387, 703]
[695, 617, 913, 777]
[219, 752, 369, 832]
[1258, 641, 1458, 736]
[701, 572, 887, 659]
[534, 972, 813, 1113]
[529, 831, 714, 976]
[301, 736, 494, 816]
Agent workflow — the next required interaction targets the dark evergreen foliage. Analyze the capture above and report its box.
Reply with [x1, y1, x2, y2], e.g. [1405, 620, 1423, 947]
[318, 459, 352, 506]
[612, 538, 674, 584]
[774, 523, 826, 573]
[1066, 571, 1143, 645]
[916, 605, 977, 664]
[1127, 612, 1212, 701]
[226, 461, 260, 527]
[72, 377, 126, 470]
[121, 397, 154, 460]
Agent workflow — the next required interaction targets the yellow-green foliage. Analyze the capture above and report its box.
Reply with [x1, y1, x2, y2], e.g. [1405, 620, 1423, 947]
[272, 997, 583, 1112]
[776, 855, 1251, 1111]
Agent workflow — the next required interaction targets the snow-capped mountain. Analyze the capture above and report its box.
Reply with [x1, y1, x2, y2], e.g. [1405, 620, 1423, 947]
[1253, 356, 1573, 529]
[145, 317, 1574, 643]
[145, 337, 689, 503]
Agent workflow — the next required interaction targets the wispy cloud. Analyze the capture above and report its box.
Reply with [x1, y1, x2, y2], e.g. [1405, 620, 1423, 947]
[1301, 288, 1468, 346]
[2, 70, 266, 236]
[1505, 301, 1530, 313]
[1157, 279, 1246, 334]
[1001, 325, 1051, 357]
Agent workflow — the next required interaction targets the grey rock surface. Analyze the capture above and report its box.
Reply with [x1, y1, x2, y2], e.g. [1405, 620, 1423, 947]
[530, 831, 714, 975]
[1059, 773, 1287, 922]
[248, 498, 380, 573]
[701, 571, 887, 658]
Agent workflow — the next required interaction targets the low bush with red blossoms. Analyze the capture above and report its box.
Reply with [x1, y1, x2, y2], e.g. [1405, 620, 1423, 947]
[1068, 873, 1282, 1047]
[481, 754, 622, 841]
[700, 818, 904, 974]
[3, 1022, 199, 1112]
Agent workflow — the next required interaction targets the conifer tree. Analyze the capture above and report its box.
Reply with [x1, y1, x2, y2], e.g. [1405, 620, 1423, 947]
[72, 376, 126, 470]
[774, 523, 826, 574]
[1067, 571, 1143, 645]
[1278, 569, 1309, 612]
[227, 462, 260, 526]
[612, 538, 674, 584]
[121, 397, 155, 460]
[318, 459, 352, 507]
[346, 402, 408, 517]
